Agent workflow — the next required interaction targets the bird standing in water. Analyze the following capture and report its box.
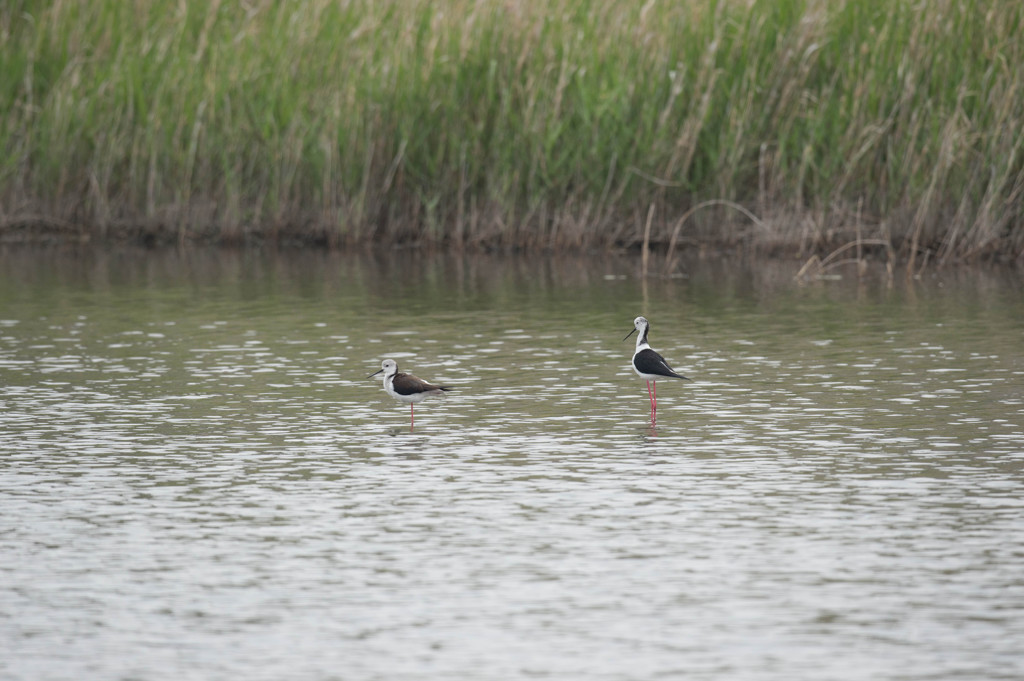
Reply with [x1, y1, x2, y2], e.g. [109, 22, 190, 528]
[623, 316, 690, 420]
[368, 359, 451, 430]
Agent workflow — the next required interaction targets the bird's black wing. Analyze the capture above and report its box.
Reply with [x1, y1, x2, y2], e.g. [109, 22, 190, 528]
[392, 372, 451, 395]
[634, 349, 689, 380]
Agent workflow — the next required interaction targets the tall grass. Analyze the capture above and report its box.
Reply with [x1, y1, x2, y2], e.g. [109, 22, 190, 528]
[2, 0, 1022, 260]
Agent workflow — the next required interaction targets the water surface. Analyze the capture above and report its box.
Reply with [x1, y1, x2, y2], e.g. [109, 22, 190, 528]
[2, 247, 1023, 680]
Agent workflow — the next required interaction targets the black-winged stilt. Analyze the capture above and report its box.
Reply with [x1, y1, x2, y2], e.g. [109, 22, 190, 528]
[623, 316, 690, 418]
[368, 359, 451, 429]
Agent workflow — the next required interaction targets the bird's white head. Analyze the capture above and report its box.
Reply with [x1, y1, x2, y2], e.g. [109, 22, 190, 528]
[623, 316, 651, 345]
[368, 358, 398, 381]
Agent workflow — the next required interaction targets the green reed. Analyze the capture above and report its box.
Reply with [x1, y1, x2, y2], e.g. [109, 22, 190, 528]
[2, 0, 1022, 260]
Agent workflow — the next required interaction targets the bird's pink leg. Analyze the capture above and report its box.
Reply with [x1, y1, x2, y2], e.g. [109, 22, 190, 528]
[410, 404, 415, 431]
[653, 381, 659, 422]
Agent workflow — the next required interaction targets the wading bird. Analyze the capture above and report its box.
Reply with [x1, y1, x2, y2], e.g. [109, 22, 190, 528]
[368, 359, 451, 429]
[623, 316, 690, 419]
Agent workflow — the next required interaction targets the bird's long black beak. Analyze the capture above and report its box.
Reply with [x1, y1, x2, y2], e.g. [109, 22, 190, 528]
[367, 368, 384, 379]
[623, 327, 637, 342]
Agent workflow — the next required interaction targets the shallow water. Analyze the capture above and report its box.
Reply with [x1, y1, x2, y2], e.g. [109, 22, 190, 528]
[1, 247, 1023, 680]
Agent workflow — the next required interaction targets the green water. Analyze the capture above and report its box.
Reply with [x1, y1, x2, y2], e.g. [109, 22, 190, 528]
[2, 246, 1023, 680]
